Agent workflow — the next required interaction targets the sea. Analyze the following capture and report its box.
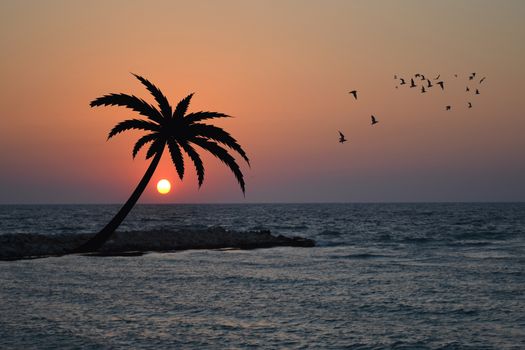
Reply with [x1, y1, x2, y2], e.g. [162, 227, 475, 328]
[0, 203, 524, 349]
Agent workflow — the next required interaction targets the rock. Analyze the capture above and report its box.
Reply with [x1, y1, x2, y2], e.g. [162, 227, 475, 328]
[0, 228, 315, 260]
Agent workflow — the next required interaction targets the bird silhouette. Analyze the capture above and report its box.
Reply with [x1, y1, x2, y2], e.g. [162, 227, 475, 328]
[338, 131, 347, 143]
[434, 74, 440, 80]
[446, 105, 451, 111]
[349, 90, 357, 99]
[469, 73, 476, 80]
[436, 81, 444, 90]
[415, 73, 421, 78]
[468, 102, 472, 108]
[371, 115, 378, 125]
[466, 86, 470, 92]
[420, 74, 426, 81]
[421, 86, 426, 93]
[427, 79, 433, 88]
[410, 79, 416, 88]
[479, 77, 486, 83]
[454, 74, 458, 78]
[400, 78, 406, 85]
[475, 89, 480, 95]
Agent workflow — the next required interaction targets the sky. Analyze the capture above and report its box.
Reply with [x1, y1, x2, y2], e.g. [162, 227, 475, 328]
[1, 0, 524, 204]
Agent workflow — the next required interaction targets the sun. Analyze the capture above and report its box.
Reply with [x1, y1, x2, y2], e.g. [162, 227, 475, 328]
[156, 179, 171, 194]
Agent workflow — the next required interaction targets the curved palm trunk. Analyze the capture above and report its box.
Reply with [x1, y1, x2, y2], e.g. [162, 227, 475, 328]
[74, 149, 164, 253]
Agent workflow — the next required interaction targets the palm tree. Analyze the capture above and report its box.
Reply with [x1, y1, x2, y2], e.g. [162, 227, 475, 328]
[74, 74, 249, 253]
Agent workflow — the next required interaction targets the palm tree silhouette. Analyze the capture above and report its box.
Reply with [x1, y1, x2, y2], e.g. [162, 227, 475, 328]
[75, 74, 249, 253]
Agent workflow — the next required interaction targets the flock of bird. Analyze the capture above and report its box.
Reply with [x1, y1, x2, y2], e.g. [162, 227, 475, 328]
[394, 72, 486, 111]
[339, 89, 378, 143]
[338, 73, 487, 143]
[339, 90, 378, 143]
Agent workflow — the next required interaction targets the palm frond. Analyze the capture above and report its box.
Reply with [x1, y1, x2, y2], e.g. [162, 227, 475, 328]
[132, 133, 158, 159]
[167, 139, 184, 180]
[189, 124, 250, 165]
[179, 141, 205, 187]
[108, 119, 160, 139]
[173, 93, 194, 119]
[131, 73, 172, 119]
[191, 137, 245, 194]
[91, 93, 164, 123]
[185, 111, 231, 123]
[146, 138, 165, 159]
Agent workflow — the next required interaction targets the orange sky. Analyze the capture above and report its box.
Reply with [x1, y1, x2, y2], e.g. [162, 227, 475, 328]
[1, 1, 524, 203]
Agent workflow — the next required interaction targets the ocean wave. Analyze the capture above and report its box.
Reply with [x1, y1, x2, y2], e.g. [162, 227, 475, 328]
[376, 230, 519, 246]
[331, 253, 387, 260]
[318, 230, 344, 237]
[400, 236, 433, 244]
[451, 230, 519, 241]
[272, 224, 309, 231]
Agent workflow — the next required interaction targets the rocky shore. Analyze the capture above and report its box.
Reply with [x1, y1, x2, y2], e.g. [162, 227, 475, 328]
[0, 227, 315, 260]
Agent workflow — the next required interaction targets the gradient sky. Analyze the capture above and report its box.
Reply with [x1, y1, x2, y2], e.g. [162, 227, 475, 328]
[1, 0, 524, 203]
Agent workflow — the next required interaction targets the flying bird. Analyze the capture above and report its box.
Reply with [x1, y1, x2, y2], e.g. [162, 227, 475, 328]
[469, 73, 476, 80]
[468, 102, 472, 108]
[436, 81, 444, 90]
[371, 115, 378, 125]
[466, 86, 470, 92]
[427, 79, 433, 88]
[475, 89, 480, 95]
[421, 86, 426, 93]
[479, 77, 486, 83]
[338, 131, 347, 143]
[415, 73, 421, 78]
[349, 90, 358, 99]
[400, 78, 406, 85]
[420, 74, 426, 81]
[410, 79, 416, 88]
[446, 105, 451, 111]
[434, 74, 440, 80]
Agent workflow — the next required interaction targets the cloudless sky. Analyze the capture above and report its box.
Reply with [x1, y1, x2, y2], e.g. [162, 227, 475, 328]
[1, 0, 524, 203]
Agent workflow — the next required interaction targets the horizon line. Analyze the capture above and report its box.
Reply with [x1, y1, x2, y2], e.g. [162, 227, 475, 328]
[1, 201, 524, 206]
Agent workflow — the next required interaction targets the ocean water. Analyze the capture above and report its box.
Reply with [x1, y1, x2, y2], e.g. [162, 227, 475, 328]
[0, 203, 524, 349]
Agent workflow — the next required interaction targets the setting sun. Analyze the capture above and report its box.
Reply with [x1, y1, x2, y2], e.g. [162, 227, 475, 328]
[156, 179, 171, 194]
